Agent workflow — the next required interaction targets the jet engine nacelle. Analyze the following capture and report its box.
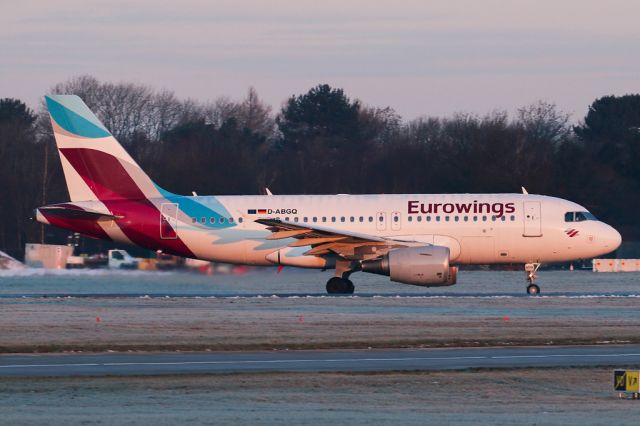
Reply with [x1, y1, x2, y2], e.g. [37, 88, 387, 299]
[361, 245, 457, 286]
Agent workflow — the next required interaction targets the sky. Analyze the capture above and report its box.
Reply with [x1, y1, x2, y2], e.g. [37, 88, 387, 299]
[2, 0, 639, 121]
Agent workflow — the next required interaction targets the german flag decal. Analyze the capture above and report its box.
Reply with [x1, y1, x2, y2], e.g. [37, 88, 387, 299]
[247, 208, 298, 215]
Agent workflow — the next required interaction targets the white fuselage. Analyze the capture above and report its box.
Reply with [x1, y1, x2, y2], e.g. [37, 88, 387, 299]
[141, 193, 620, 266]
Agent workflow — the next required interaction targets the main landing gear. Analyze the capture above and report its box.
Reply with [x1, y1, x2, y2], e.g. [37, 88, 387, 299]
[525, 263, 541, 296]
[326, 259, 357, 295]
[326, 277, 355, 294]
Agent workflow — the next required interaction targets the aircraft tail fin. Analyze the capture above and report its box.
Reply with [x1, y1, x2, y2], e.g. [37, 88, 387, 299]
[45, 95, 163, 202]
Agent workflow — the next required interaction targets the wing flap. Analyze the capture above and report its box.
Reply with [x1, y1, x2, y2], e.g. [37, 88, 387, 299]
[266, 229, 312, 240]
[288, 236, 347, 247]
[255, 218, 411, 260]
[255, 218, 386, 243]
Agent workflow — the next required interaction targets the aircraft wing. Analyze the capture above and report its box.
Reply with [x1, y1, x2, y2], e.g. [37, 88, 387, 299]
[254, 218, 414, 260]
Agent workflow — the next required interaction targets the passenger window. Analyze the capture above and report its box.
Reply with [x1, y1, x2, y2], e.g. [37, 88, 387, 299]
[491, 216, 496, 221]
[501, 216, 506, 221]
[303, 217, 308, 222]
[322, 217, 327, 222]
[482, 216, 487, 221]
[350, 216, 355, 222]
[209, 217, 216, 224]
[220, 217, 225, 223]
[229, 217, 234, 223]
[454, 216, 459, 222]
[426, 216, 430, 222]
[340, 217, 345, 222]
[473, 216, 478, 222]
[239, 217, 243, 223]
[417, 216, 422, 222]
[359, 216, 364, 222]
[332, 217, 336, 222]
[408, 216, 413, 222]
[464, 216, 468, 222]
[313, 217, 317, 222]
[510, 215, 515, 221]
[436, 216, 441, 222]
[192, 217, 197, 223]
[393, 216, 399, 222]
[445, 216, 450, 222]
[369, 216, 373, 222]
[200, 217, 206, 224]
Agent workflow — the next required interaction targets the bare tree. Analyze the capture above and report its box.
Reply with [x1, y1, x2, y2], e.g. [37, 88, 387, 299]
[517, 100, 571, 145]
[359, 105, 401, 144]
[237, 87, 275, 136]
[203, 96, 240, 128]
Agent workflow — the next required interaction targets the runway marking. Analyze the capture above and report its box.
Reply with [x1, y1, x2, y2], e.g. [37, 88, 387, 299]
[491, 353, 640, 359]
[2, 352, 640, 370]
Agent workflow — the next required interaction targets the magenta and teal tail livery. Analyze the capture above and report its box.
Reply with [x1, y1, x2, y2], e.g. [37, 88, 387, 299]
[45, 95, 160, 202]
[35, 95, 621, 295]
[38, 95, 234, 259]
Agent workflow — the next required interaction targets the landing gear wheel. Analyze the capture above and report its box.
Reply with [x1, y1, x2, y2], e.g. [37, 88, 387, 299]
[345, 279, 355, 294]
[326, 277, 355, 294]
[524, 263, 542, 296]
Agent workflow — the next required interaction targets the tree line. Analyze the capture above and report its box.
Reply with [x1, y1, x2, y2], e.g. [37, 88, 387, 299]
[1, 75, 639, 259]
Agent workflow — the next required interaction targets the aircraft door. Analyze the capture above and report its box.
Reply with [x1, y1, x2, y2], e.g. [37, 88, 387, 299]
[160, 203, 179, 239]
[523, 201, 542, 237]
[391, 211, 401, 231]
[376, 212, 387, 231]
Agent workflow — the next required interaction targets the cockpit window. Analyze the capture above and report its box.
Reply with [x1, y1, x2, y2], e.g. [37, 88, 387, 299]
[565, 211, 597, 222]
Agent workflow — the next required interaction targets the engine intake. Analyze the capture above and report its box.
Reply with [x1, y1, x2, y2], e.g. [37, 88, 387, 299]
[361, 246, 457, 286]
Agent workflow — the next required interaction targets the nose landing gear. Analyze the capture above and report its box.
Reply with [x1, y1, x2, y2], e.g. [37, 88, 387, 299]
[525, 263, 541, 295]
[527, 283, 540, 295]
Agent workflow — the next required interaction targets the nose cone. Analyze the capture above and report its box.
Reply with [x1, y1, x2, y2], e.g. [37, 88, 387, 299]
[603, 225, 622, 253]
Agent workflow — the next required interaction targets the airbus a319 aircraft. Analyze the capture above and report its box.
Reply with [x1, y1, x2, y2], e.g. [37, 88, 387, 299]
[34, 95, 622, 295]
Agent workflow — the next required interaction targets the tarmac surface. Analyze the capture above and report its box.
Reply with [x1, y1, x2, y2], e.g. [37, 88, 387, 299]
[2, 345, 640, 377]
[2, 270, 638, 424]
[2, 268, 639, 297]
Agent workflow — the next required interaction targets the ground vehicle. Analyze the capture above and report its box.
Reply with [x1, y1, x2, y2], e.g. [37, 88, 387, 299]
[108, 249, 138, 269]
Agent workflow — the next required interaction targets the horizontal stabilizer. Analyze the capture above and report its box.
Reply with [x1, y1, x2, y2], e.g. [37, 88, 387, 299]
[35, 204, 122, 222]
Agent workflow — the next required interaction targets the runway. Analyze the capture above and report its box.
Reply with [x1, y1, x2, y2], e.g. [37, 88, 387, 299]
[2, 292, 640, 299]
[2, 345, 639, 377]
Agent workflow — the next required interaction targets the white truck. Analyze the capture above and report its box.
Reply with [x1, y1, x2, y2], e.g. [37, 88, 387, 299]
[108, 249, 138, 269]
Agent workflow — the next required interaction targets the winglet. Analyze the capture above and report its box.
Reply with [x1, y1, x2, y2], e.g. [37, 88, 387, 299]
[521, 186, 529, 194]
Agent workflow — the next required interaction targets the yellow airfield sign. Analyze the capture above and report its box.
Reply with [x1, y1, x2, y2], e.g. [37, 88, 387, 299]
[615, 370, 640, 393]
